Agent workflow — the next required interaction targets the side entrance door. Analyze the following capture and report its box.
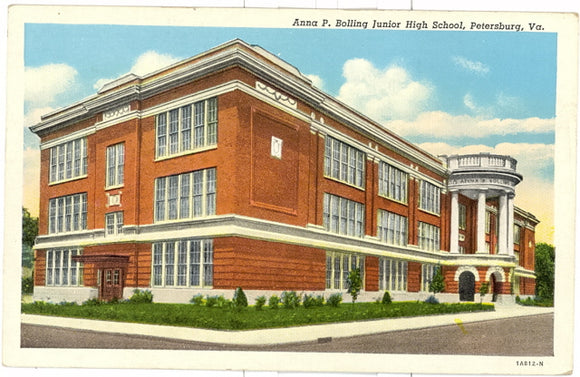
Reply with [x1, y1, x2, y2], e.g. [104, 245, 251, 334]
[99, 268, 124, 301]
[458, 271, 475, 301]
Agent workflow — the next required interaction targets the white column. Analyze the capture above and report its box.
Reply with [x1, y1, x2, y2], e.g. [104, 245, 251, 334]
[507, 193, 515, 256]
[477, 190, 487, 253]
[498, 192, 508, 255]
[450, 191, 459, 253]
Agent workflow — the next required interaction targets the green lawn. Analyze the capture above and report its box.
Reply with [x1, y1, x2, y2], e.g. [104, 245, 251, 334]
[22, 300, 494, 330]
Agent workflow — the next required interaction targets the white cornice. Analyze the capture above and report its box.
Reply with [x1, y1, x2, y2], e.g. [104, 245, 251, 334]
[40, 127, 96, 150]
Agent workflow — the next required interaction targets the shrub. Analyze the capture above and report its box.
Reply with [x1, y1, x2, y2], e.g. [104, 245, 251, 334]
[255, 296, 267, 311]
[347, 268, 362, 303]
[82, 298, 102, 306]
[281, 291, 301, 309]
[381, 291, 392, 305]
[190, 294, 204, 306]
[21, 276, 34, 294]
[205, 295, 219, 308]
[302, 294, 324, 308]
[515, 295, 521, 303]
[424, 295, 440, 304]
[233, 287, 248, 308]
[129, 289, 153, 304]
[429, 266, 445, 296]
[326, 292, 342, 307]
[268, 295, 280, 309]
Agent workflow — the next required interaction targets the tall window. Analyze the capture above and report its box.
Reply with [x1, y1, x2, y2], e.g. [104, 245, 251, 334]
[156, 97, 218, 158]
[325, 251, 364, 290]
[378, 258, 407, 291]
[46, 249, 83, 286]
[514, 224, 522, 244]
[322, 193, 365, 238]
[419, 180, 441, 215]
[49, 138, 88, 183]
[421, 264, 438, 291]
[151, 239, 213, 287]
[105, 211, 123, 236]
[377, 210, 408, 246]
[485, 211, 492, 233]
[378, 161, 408, 203]
[418, 222, 440, 251]
[106, 143, 124, 187]
[154, 168, 216, 222]
[323, 136, 365, 188]
[459, 204, 467, 230]
[48, 193, 87, 234]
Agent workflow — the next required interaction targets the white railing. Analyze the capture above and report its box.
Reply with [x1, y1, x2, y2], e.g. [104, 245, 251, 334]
[447, 153, 517, 171]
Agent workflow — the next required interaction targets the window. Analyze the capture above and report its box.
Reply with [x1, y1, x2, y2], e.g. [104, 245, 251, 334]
[46, 249, 83, 286]
[421, 264, 438, 291]
[49, 138, 88, 183]
[325, 251, 364, 290]
[378, 161, 408, 203]
[156, 98, 218, 158]
[106, 143, 124, 187]
[419, 180, 441, 215]
[377, 210, 408, 246]
[459, 204, 467, 230]
[324, 136, 365, 188]
[48, 193, 87, 234]
[378, 258, 407, 291]
[105, 212, 123, 236]
[514, 224, 521, 244]
[322, 193, 365, 237]
[418, 222, 440, 251]
[151, 239, 213, 287]
[485, 211, 492, 234]
[154, 168, 216, 222]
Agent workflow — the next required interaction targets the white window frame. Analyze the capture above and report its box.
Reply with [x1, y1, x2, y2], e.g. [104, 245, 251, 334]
[46, 249, 83, 287]
[154, 168, 216, 223]
[323, 136, 365, 189]
[155, 97, 217, 159]
[48, 193, 87, 234]
[378, 161, 408, 203]
[105, 143, 125, 188]
[419, 180, 441, 215]
[322, 193, 365, 238]
[378, 258, 408, 292]
[49, 138, 88, 184]
[418, 221, 441, 251]
[459, 203, 467, 230]
[105, 211, 123, 236]
[151, 239, 213, 288]
[514, 224, 522, 244]
[377, 209, 408, 246]
[325, 251, 365, 290]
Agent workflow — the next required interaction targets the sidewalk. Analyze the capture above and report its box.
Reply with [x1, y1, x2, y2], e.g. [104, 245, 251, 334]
[21, 305, 554, 346]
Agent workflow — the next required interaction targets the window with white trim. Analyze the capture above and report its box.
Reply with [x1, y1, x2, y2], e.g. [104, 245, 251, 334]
[485, 211, 492, 234]
[378, 161, 408, 203]
[152, 239, 213, 287]
[418, 222, 440, 251]
[156, 97, 217, 158]
[322, 193, 365, 238]
[106, 143, 124, 188]
[105, 211, 123, 236]
[323, 136, 365, 188]
[514, 224, 521, 244]
[378, 258, 407, 291]
[421, 264, 438, 292]
[377, 209, 408, 246]
[459, 203, 467, 230]
[154, 168, 216, 222]
[49, 138, 88, 184]
[46, 249, 83, 286]
[419, 180, 441, 215]
[325, 251, 365, 290]
[48, 193, 87, 234]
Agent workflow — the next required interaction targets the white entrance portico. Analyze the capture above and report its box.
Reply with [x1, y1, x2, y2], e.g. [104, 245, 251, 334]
[444, 153, 523, 255]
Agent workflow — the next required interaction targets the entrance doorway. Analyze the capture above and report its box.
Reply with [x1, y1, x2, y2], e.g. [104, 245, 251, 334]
[99, 268, 124, 301]
[490, 273, 502, 302]
[458, 271, 475, 301]
[71, 254, 129, 302]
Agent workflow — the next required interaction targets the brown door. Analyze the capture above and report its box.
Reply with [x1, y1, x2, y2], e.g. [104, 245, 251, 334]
[100, 268, 124, 301]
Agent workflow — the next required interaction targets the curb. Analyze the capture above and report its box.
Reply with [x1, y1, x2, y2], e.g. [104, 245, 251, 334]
[21, 306, 554, 346]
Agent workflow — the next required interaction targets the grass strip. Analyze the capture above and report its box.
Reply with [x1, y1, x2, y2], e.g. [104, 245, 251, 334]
[22, 301, 494, 331]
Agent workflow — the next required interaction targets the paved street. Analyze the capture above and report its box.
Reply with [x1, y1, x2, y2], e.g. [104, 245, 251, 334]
[21, 313, 553, 355]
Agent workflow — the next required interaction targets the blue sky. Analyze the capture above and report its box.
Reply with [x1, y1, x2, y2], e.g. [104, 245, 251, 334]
[23, 23, 557, 242]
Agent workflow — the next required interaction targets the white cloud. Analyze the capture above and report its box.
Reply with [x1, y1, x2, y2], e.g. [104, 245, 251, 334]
[418, 141, 554, 243]
[337, 58, 432, 122]
[24, 106, 55, 128]
[306, 74, 324, 90]
[452, 56, 490, 75]
[25, 64, 78, 107]
[383, 111, 554, 139]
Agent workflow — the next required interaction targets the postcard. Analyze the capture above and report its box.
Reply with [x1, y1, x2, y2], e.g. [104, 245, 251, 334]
[2, 4, 577, 376]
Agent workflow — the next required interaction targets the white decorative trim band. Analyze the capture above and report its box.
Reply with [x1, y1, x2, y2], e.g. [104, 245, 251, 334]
[255, 81, 297, 109]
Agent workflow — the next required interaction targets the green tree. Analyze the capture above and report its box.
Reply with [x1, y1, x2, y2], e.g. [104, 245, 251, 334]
[429, 266, 445, 296]
[22, 208, 38, 268]
[346, 268, 362, 304]
[535, 243, 555, 300]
